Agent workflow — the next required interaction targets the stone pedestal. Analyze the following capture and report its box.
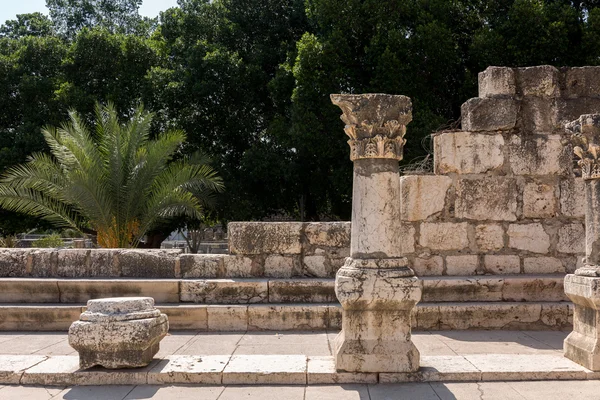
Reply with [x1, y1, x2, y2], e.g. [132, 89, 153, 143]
[331, 93, 421, 373]
[69, 297, 168, 369]
[564, 114, 600, 370]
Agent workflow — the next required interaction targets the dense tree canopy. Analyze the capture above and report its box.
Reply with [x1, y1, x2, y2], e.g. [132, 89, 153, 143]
[2, 0, 600, 237]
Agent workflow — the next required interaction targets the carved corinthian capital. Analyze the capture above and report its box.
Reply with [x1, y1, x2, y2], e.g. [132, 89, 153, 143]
[566, 114, 600, 180]
[330, 93, 412, 161]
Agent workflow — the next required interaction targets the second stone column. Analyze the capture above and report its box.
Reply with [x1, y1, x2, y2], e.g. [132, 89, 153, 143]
[330, 93, 421, 373]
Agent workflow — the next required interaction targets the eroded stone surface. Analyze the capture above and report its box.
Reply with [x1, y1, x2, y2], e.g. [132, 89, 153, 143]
[400, 175, 452, 221]
[433, 132, 504, 174]
[455, 177, 517, 221]
[228, 222, 303, 255]
[523, 181, 557, 218]
[420, 222, 469, 251]
[68, 297, 169, 369]
[475, 224, 505, 252]
[508, 224, 550, 254]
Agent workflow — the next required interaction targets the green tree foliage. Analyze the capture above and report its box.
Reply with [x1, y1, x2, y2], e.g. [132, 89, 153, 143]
[0, 13, 54, 39]
[3, 0, 600, 233]
[0, 103, 224, 248]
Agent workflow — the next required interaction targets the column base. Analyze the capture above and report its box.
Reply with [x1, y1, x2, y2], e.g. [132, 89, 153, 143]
[334, 309, 420, 373]
[334, 259, 421, 373]
[564, 273, 600, 371]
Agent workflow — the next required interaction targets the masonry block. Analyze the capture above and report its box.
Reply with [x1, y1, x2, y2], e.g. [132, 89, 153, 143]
[179, 255, 224, 278]
[118, 249, 180, 278]
[560, 179, 585, 218]
[445, 255, 479, 276]
[508, 135, 571, 176]
[304, 222, 350, 248]
[515, 65, 560, 97]
[461, 97, 519, 131]
[484, 255, 521, 275]
[508, 224, 550, 254]
[519, 97, 560, 133]
[564, 67, 600, 98]
[228, 222, 303, 255]
[523, 257, 565, 274]
[400, 175, 452, 221]
[557, 223, 585, 254]
[478, 66, 516, 97]
[433, 131, 504, 174]
[523, 181, 557, 218]
[475, 224, 505, 252]
[412, 255, 444, 276]
[419, 222, 469, 251]
[455, 177, 518, 221]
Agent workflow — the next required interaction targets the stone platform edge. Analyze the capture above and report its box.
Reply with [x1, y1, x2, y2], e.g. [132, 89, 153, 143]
[1, 354, 598, 386]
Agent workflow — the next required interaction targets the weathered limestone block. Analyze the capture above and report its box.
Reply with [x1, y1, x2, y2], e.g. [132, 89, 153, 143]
[223, 255, 256, 277]
[508, 223, 550, 254]
[400, 175, 452, 221]
[564, 275, 600, 370]
[228, 222, 303, 255]
[433, 131, 504, 174]
[180, 279, 268, 304]
[179, 254, 224, 278]
[334, 263, 421, 372]
[508, 135, 571, 176]
[524, 257, 565, 274]
[304, 222, 351, 248]
[516, 65, 560, 97]
[564, 67, 600, 98]
[502, 276, 566, 302]
[461, 97, 518, 131]
[58, 279, 179, 303]
[483, 255, 521, 275]
[558, 98, 600, 126]
[523, 181, 558, 218]
[560, 179, 586, 218]
[118, 249, 180, 278]
[0, 249, 29, 277]
[420, 222, 469, 251]
[57, 249, 120, 277]
[445, 255, 479, 276]
[558, 223, 586, 254]
[422, 277, 503, 302]
[264, 255, 301, 278]
[268, 279, 336, 303]
[412, 255, 444, 276]
[475, 224, 505, 252]
[29, 249, 58, 277]
[248, 304, 329, 330]
[207, 305, 248, 331]
[68, 297, 168, 369]
[455, 177, 518, 221]
[478, 66, 516, 97]
[519, 97, 560, 134]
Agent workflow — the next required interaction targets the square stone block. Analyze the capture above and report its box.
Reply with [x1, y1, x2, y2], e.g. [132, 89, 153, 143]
[557, 223, 585, 254]
[179, 255, 224, 278]
[30, 249, 58, 277]
[0, 249, 29, 277]
[560, 178, 585, 218]
[222, 255, 256, 278]
[264, 255, 302, 278]
[479, 66, 516, 97]
[304, 222, 351, 248]
[455, 177, 517, 221]
[461, 97, 518, 131]
[519, 97, 560, 134]
[433, 131, 504, 174]
[118, 249, 180, 278]
[564, 67, 600, 98]
[523, 257, 565, 274]
[508, 223, 550, 254]
[523, 180, 558, 218]
[412, 255, 444, 276]
[228, 222, 303, 255]
[484, 255, 521, 275]
[516, 65, 560, 97]
[400, 175, 452, 221]
[475, 224, 505, 252]
[508, 135, 571, 176]
[419, 222, 469, 251]
[445, 255, 479, 276]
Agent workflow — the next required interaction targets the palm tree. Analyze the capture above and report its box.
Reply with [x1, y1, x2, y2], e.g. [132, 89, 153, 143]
[0, 103, 224, 248]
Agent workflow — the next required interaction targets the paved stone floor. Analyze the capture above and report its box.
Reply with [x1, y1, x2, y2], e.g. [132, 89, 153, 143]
[3, 381, 600, 399]
[2, 330, 594, 399]
[0, 330, 569, 357]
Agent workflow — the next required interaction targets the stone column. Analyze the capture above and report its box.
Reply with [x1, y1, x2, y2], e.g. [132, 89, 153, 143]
[330, 93, 421, 373]
[564, 114, 600, 370]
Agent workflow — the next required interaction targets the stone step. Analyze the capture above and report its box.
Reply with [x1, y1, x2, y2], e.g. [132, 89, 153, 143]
[0, 275, 567, 304]
[3, 353, 593, 386]
[0, 301, 572, 331]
